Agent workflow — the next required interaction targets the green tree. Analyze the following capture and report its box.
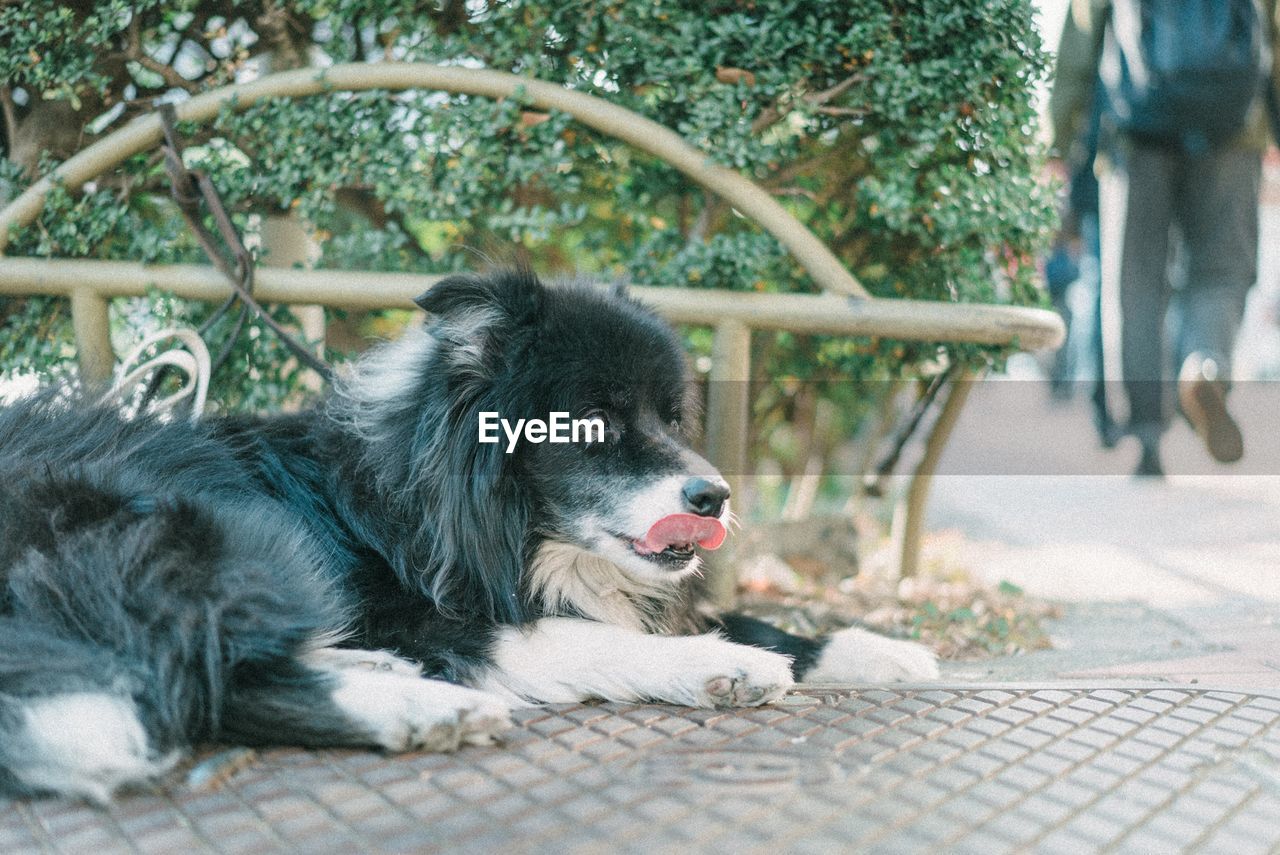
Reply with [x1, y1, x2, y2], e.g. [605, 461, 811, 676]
[0, 0, 1054, 493]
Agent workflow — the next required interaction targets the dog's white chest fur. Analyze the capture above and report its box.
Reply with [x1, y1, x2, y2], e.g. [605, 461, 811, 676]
[527, 541, 681, 632]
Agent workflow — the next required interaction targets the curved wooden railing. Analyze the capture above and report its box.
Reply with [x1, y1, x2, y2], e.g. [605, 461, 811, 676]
[0, 63, 1064, 593]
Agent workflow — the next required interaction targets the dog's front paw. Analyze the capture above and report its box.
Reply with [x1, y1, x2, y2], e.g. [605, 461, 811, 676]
[332, 671, 512, 752]
[666, 637, 794, 708]
[306, 646, 423, 677]
[804, 626, 939, 684]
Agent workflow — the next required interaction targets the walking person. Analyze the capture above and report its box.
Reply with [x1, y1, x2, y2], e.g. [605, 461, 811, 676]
[1049, 64, 1117, 447]
[1051, 0, 1280, 477]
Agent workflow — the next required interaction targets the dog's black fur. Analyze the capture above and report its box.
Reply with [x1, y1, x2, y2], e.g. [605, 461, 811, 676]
[0, 270, 934, 801]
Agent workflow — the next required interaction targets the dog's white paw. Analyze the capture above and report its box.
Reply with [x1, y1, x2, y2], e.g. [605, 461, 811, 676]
[305, 646, 423, 678]
[804, 626, 939, 684]
[664, 637, 795, 708]
[478, 619, 793, 709]
[331, 671, 512, 752]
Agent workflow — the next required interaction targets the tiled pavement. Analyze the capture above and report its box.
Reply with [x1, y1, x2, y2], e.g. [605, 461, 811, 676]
[4, 685, 1280, 854]
[929, 473, 1280, 688]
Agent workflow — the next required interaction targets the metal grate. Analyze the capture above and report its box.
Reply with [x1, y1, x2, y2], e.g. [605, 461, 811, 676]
[3, 687, 1279, 854]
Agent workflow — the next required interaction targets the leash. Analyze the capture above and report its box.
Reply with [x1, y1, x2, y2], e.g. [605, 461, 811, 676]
[137, 103, 332, 413]
[861, 363, 957, 497]
[104, 327, 211, 420]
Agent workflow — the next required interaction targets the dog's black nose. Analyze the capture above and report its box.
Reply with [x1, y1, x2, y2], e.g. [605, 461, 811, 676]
[682, 478, 730, 518]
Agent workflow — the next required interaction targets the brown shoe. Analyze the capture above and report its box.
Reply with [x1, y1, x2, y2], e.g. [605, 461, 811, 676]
[1178, 355, 1243, 464]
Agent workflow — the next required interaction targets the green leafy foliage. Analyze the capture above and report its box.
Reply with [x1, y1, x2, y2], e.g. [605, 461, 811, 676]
[1, 0, 1054, 453]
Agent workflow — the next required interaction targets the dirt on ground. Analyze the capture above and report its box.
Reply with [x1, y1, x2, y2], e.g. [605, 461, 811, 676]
[733, 526, 1061, 660]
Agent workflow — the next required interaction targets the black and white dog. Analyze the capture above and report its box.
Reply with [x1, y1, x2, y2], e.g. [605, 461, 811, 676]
[0, 270, 936, 802]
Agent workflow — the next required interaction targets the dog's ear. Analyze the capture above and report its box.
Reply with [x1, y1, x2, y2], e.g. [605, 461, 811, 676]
[413, 269, 545, 324]
[414, 269, 545, 378]
[413, 274, 482, 315]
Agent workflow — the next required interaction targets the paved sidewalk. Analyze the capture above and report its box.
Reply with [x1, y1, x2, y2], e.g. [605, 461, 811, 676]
[5, 686, 1279, 854]
[928, 416, 1280, 689]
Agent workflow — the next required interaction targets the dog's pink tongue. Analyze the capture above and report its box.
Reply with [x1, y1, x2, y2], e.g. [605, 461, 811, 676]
[638, 513, 727, 554]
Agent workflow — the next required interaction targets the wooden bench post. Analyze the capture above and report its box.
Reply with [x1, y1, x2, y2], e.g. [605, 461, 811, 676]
[70, 287, 114, 387]
[897, 370, 976, 577]
[704, 319, 752, 607]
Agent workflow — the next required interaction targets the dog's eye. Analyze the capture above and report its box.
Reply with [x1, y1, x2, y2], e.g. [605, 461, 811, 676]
[579, 409, 620, 444]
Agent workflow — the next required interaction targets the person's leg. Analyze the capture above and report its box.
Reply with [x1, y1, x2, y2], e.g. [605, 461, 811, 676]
[1099, 141, 1178, 475]
[1045, 237, 1079, 398]
[1080, 210, 1118, 446]
[1176, 147, 1260, 373]
[1173, 145, 1261, 463]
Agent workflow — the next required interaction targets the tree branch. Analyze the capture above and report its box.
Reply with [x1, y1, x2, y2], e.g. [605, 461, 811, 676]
[136, 54, 202, 92]
[689, 190, 716, 242]
[806, 72, 865, 107]
[750, 72, 866, 135]
[0, 86, 17, 151]
[429, 0, 470, 36]
[770, 186, 819, 202]
[333, 187, 432, 260]
[125, 12, 201, 92]
[254, 1, 313, 71]
[816, 106, 867, 118]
